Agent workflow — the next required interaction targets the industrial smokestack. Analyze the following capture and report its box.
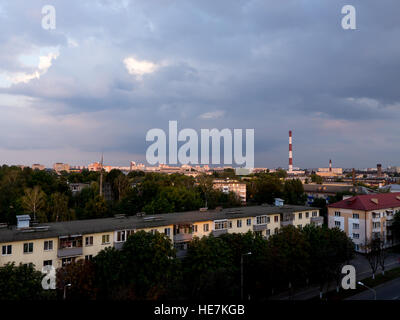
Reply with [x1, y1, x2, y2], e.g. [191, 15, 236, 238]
[329, 159, 332, 172]
[288, 130, 293, 172]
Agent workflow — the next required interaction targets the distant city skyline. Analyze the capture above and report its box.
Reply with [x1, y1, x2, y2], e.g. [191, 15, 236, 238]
[1, 1, 400, 168]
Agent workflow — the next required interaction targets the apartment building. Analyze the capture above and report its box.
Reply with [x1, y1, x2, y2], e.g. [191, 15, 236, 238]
[328, 193, 400, 252]
[213, 179, 247, 203]
[53, 163, 70, 174]
[0, 204, 322, 271]
[31, 164, 45, 171]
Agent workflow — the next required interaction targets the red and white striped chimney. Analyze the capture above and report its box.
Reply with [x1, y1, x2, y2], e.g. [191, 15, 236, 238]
[329, 159, 332, 172]
[288, 130, 293, 172]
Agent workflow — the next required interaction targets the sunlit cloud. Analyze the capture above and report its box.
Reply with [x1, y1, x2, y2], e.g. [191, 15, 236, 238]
[199, 110, 225, 119]
[123, 57, 158, 79]
[0, 49, 59, 87]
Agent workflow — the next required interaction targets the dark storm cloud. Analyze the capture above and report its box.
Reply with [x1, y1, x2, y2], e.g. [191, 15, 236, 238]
[0, 0, 400, 167]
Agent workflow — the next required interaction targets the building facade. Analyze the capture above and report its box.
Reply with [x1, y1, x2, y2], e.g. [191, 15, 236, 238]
[212, 179, 247, 203]
[328, 193, 400, 252]
[0, 205, 322, 271]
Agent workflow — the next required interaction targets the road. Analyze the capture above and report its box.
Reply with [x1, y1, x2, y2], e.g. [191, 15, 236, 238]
[346, 277, 400, 300]
[270, 252, 400, 300]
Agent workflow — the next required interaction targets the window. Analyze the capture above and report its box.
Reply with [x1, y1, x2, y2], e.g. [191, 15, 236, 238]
[164, 228, 171, 236]
[102, 234, 110, 244]
[215, 220, 228, 230]
[353, 223, 360, 230]
[43, 260, 52, 267]
[126, 230, 134, 238]
[62, 257, 73, 266]
[353, 213, 359, 219]
[2, 245, 12, 256]
[44, 240, 53, 251]
[256, 216, 268, 225]
[312, 211, 318, 217]
[274, 228, 279, 235]
[117, 231, 126, 242]
[373, 212, 380, 219]
[306, 212, 309, 218]
[266, 229, 270, 236]
[298, 213, 302, 220]
[247, 218, 252, 226]
[274, 216, 279, 222]
[228, 221, 232, 229]
[203, 224, 209, 232]
[373, 222, 381, 228]
[85, 255, 93, 261]
[85, 236, 93, 246]
[298, 224, 302, 229]
[237, 220, 242, 228]
[23, 242, 33, 254]
[193, 225, 198, 232]
[335, 221, 341, 227]
[352, 233, 360, 239]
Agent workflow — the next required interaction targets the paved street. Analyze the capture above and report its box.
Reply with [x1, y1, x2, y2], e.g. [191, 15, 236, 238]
[347, 278, 400, 300]
[270, 252, 400, 300]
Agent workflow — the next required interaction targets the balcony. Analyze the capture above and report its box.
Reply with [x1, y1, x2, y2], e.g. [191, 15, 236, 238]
[311, 216, 324, 226]
[280, 220, 293, 227]
[212, 229, 228, 237]
[386, 215, 394, 221]
[57, 247, 83, 258]
[174, 233, 193, 243]
[253, 224, 268, 232]
[114, 242, 124, 250]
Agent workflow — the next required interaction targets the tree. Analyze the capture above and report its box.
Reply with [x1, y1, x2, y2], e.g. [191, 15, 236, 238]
[391, 210, 400, 243]
[283, 179, 306, 205]
[56, 260, 97, 300]
[267, 226, 310, 297]
[21, 186, 46, 221]
[247, 174, 283, 204]
[363, 238, 382, 280]
[182, 235, 235, 299]
[310, 173, 323, 184]
[49, 192, 73, 222]
[114, 174, 131, 201]
[93, 247, 123, 299]
[84, 195, 108, 219]
[119, 231, 178, 299]
[0, 263, 54, 300]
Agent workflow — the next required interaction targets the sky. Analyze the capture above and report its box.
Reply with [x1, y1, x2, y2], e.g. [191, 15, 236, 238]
[0, 0, 399, 169]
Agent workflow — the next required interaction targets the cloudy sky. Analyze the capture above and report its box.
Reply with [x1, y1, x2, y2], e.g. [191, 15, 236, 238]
[0, 0, 399, 169]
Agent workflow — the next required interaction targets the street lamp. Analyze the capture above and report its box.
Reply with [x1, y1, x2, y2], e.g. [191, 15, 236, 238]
[357, 281, 376, 300]
[63, 283, 72, 300]
[241, 252, 252, 301]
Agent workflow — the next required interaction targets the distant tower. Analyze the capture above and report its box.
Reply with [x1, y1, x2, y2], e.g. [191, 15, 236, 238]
[99, 153, 104, 197]
[329, 159, 332, 173]
[352, 168, 355, 185]
[377, 163, 382, 177]
[288, 130, 293, 172]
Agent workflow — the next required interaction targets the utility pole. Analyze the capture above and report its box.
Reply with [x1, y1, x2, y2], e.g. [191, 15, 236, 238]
[99, 153, 104, 197]
[241, 252, 252, 300]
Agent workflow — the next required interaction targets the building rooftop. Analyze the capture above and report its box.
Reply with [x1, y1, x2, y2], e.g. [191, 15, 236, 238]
[328, 193, 400, 211]
[0, 204, 314, 243]
[303, 184, 370, 194]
